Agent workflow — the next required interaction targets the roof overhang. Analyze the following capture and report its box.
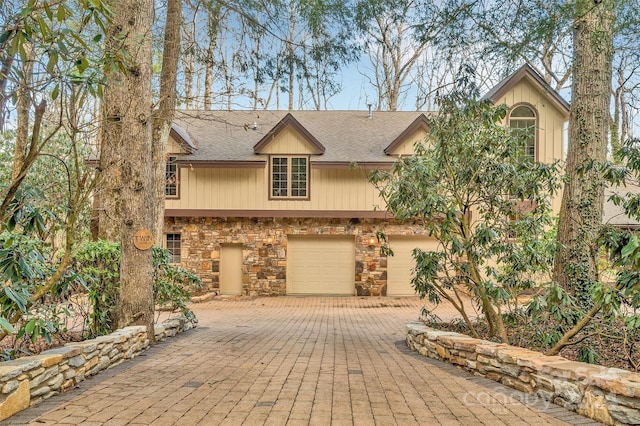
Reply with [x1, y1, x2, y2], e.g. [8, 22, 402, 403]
[483, 64, 570, 120]
[170, 123, 198, 153]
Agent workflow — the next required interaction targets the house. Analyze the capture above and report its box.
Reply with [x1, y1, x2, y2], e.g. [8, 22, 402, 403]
[604, 182, 640, 230]
[163, 65, 570, 297]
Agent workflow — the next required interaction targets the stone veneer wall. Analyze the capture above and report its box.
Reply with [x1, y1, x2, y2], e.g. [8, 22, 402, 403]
[165, 216, 431, 296]
[406, 322, 640, 425]
[0, 316, 196, 421]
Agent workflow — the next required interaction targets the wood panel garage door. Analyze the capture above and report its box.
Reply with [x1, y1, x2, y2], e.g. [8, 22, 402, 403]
[287, 236, 355, 295]
[387, 237, 439, 296]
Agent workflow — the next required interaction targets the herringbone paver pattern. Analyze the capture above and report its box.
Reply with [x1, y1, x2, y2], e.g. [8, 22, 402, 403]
[4, 297, 601, 425]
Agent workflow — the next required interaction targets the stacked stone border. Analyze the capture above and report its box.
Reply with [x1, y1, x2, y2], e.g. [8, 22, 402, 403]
[406, 322, 640, 425]
[0, 316, 197, 421]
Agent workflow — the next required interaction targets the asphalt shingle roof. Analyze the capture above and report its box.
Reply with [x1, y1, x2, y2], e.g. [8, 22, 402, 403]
[172, 110, 433, 164]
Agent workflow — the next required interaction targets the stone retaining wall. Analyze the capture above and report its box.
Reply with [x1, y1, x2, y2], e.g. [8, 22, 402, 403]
[0, 316, 196, 421]
[406, 322, 640, 425]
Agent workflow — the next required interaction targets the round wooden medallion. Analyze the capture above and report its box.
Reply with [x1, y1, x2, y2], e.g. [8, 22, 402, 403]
[134, 229, 154, 250]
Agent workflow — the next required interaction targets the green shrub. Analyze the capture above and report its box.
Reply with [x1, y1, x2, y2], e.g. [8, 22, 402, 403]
[152, 246, 201, 323]
[72, 240, 120, 337]
[72, 241, 201, 337]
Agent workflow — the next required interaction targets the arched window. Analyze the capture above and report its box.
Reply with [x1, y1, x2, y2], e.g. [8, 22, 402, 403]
[509, 105, 537, 161]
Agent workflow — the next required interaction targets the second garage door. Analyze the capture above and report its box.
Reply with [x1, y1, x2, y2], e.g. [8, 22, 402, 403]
[387, 237, 439, 296]
[287, 236, 355, 295]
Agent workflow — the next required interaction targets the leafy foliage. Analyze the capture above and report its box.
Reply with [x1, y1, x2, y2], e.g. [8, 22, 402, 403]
[0, 187, 77, 353]
[506, 139, 640, 359]
[369, 77, 560, 341]
[72, 241, 201, 338]
[596, 142, 640, 319]
[0, 232, 49, 335]
[0, 0, 114, 357]
[152, 247, 201, 323]
[72, 240, 120, 337]
[0, 0, 113, 103]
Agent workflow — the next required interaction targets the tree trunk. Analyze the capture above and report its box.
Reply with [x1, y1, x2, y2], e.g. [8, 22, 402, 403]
[611, 64, 627, 163]
[0, 53, 15, 132]
[287, 0, 295, 111]
[203, 2, 222, 111]
[611, 76, 621, 162]
[204, 50, 213, 110]
[0, 100, 46, 222]
[183, 14, 197, 109]
[152, 0, 181, 244]
[195, 65, 203, 108]
[265, 56, 283, 110]
[553, 0, 614, 305]
[251, 32, 262, 110]
[12, 43, 34, 181]
[102, 0, 155, 340]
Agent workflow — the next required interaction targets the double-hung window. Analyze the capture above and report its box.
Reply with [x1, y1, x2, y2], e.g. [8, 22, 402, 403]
[270, 156, 308, 199]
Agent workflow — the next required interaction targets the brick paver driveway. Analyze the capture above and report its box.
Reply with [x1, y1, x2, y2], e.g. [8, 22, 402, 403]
[5, 297, 600, 426]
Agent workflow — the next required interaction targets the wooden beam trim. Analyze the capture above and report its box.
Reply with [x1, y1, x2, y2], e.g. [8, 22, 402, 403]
[175, 160, 266, 168]
[311, 161, 394, 170]
[164, 209, 393, 219]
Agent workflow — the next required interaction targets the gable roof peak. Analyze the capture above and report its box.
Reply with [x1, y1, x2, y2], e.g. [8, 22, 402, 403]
[483, 63, 570, 119]
[170, 123, 198, 153]
[384, 113, 430, 155]
[253, 112, 326, 154]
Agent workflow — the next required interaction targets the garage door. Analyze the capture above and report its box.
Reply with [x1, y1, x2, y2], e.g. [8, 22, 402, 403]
[387, 237, 439, 296]
[287, 236, 355, 295]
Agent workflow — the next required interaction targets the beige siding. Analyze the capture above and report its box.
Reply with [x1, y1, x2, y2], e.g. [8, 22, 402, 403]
[493, 79, 566, 165]
[259, 127, 322, 154]
[167, 138, 186, 154]
[167, 88, 566, 215]
[387, 128, 430, 156]
[493, 79, 567, 215]
[165, 165, 385, 211]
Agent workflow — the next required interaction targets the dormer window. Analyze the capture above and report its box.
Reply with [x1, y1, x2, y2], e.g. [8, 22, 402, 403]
[509, 105, 537, 161]
[270, 156, 309, 199]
